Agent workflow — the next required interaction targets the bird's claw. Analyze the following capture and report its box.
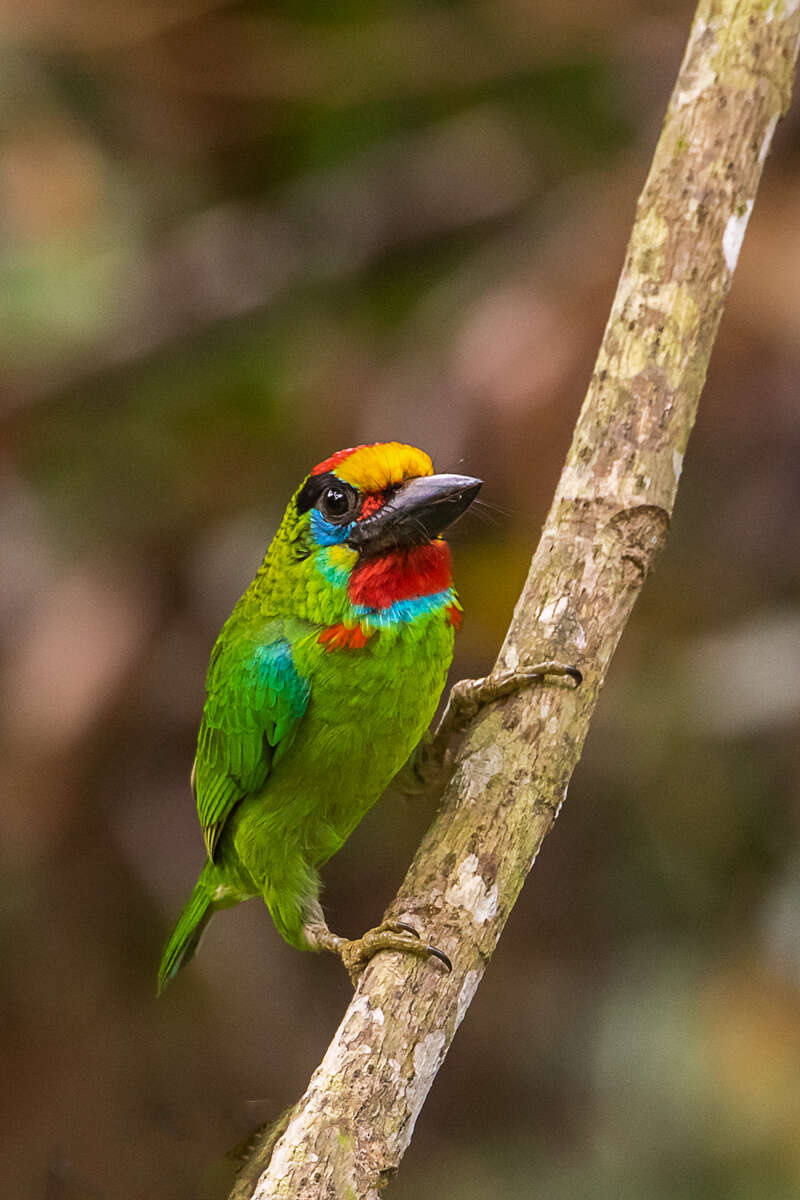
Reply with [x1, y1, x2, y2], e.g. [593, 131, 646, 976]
[453, 662, 582, 713]
[302, 917, 451, 983]
[338, 920, 452, 983]
[388, 921, 453, 971]
[429, 658, 582, 766]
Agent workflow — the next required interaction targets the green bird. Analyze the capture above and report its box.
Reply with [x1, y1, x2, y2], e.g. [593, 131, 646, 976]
[158, 442, 483, 991]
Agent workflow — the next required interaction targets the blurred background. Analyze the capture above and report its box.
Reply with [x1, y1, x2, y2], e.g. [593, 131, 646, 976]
[2, 2, 800, 1198]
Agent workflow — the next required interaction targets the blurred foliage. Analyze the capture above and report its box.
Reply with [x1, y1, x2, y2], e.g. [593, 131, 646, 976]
[2, 2, 800, 1198]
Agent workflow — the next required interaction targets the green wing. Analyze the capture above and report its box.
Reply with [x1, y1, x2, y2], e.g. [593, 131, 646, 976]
[193, 633, 310, 859]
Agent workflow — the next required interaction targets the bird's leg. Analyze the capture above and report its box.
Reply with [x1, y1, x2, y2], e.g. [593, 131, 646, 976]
[425, 660, 583, 777]
[390, 731, 446, 797]
[303, 918, 451, 986]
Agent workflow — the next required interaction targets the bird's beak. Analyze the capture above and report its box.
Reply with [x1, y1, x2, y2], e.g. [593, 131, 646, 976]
[347, 473, 482, 554]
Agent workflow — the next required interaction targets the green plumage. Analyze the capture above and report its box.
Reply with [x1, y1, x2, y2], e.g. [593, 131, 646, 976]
[158, 444, 471, 993]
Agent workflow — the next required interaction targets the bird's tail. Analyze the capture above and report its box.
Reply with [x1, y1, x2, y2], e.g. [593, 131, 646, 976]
[157, 875, 214, 995]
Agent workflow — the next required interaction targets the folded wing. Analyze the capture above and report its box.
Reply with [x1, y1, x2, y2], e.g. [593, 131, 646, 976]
[193, 633, 310, 858]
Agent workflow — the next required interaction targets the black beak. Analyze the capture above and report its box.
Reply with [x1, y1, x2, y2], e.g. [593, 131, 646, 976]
[347, 473, 482, 554]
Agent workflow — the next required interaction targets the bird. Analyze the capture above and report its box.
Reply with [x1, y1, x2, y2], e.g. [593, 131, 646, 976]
[157, 442, 484, 992]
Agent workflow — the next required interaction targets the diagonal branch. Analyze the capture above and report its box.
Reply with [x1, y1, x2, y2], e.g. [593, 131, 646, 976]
[232, 2, 800, 1196]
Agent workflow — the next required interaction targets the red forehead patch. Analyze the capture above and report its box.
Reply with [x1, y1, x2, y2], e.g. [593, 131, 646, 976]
[311, 447, 359, 475]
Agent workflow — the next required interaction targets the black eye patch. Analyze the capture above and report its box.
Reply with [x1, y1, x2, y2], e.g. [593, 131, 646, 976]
[296, 472, 336, 515]
[296, 472, 360, 522]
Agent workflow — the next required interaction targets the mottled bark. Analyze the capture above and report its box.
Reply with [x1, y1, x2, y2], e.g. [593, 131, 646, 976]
[233, 2, 800, 1196]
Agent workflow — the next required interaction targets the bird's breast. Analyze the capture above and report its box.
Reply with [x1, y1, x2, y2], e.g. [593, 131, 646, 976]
[294, 611, 453, 828]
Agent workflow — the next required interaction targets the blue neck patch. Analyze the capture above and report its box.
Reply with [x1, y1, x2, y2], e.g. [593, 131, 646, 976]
[354, 588, 455, 629]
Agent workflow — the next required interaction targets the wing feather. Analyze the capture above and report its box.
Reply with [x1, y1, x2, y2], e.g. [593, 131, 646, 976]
[193, 634, 309, 858]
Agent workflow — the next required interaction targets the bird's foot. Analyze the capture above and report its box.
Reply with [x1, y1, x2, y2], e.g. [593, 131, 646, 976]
[303, 919, 451, 986]
[428, 659, 582, 771]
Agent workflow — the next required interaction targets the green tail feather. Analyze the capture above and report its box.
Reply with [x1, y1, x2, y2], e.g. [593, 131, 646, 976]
[157, 880, 213, 995]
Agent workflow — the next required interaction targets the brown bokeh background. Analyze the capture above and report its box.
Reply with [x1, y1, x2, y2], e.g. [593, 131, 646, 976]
[3, 3, 800, 1198]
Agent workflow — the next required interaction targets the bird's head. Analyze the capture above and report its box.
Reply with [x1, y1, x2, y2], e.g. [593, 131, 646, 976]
[267, 442, 481, 628]
[296, 443, 481, 557]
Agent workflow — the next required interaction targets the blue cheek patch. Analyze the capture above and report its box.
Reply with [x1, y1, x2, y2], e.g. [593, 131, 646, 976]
[310, 508, 354, 547]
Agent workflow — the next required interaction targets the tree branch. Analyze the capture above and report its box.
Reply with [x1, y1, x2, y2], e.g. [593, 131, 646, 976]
[232, 2, 800, 1196]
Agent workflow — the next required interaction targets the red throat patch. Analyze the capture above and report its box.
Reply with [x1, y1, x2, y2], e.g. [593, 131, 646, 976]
[348, 541, 453, 610]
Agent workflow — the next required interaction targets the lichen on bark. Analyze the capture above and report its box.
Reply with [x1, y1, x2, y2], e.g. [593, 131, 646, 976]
[232, 2, 800, 1196]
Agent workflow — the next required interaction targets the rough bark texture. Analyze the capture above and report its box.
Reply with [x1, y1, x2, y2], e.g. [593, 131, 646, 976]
[233, 2, 800, 1196]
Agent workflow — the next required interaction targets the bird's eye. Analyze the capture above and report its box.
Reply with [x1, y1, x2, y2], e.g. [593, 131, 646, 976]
[318, 485, 358, 523]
